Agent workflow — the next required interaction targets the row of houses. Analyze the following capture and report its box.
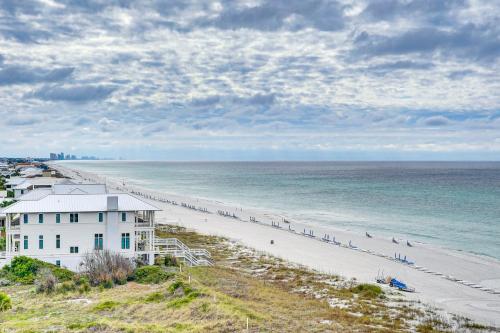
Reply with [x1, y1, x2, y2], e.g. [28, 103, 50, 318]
[1, 163, 212, 271]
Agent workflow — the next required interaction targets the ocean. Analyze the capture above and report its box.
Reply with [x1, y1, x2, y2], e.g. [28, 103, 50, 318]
[60, 161, 500, 259]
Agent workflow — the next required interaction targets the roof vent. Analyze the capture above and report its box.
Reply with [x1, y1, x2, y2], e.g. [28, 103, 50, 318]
[107, 196, 118, 211]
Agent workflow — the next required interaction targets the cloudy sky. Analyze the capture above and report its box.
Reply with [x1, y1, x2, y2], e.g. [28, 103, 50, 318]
[1, 0, 499, 160]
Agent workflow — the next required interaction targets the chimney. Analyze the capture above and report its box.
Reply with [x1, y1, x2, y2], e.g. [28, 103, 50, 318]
[107, 196, 118, 211]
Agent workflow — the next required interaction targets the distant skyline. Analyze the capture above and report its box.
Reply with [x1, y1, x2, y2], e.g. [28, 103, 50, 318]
[1, 1, 499, 160]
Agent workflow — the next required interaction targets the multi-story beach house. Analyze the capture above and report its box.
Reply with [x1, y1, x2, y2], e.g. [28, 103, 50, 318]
[1, 185, 159, 271]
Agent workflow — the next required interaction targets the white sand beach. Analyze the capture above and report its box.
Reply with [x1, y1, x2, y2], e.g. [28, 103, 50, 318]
[55, 164, 500, 327]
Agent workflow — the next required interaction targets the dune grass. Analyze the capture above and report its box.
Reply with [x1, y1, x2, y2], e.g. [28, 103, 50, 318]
[0, 226, 497, 332]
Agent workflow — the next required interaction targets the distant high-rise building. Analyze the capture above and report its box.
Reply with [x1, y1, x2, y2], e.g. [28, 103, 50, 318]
[71, 155, 77, 160]
[58, 152, 64, 160]
[65, 154, 71, 160]
[49, 153, 57, 160]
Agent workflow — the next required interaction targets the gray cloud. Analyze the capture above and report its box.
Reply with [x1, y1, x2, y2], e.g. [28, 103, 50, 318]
[206, 0, 345, 31]
[353, 24, 500, 61]
[30, 85, 117, 103]
[422, 116, 452, 127]
[367, 60, 435, 75]
[447, 70, 475, 80]
[6, 116, 39, 126]
[362, 0, 467, 24]
[0, 66, 74, 85]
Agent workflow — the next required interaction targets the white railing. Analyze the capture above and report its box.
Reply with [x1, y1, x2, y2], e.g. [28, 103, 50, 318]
[154, 238, 212, 267]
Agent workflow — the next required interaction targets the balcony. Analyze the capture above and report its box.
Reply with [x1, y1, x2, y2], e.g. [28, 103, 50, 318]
[134, 212, 153, 228]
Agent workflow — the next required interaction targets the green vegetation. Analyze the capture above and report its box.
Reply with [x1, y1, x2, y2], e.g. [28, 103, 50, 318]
[0, 235, 5, 252]
[0, 256, 74, 284]
[350, 283, 383, 299]
[0, 199, 15, 208]
[133, 265, 173, 284]
[0, 227, 497, 332]
[166, 280, 202, 309]
[93, 300, 120, 312]
[0, 292, 11, 311]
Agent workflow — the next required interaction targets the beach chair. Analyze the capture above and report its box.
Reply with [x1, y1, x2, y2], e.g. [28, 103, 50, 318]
[390, 278, 415, 292]
[366, 232, 372, 238]
[392, 237, 399, 244]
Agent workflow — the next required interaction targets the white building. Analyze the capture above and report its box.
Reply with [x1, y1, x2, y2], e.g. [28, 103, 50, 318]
[2, 189, 160, 271]
[8, 177, 73, 198]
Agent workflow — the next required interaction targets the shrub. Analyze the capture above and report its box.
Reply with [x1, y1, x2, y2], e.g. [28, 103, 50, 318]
[164, 255, 178, 267]
[0, 292, 12, 312]
[154, 255, 178, 267]
[0, 200, 15, 208]
[93, 300, 119, 312]
[133, 266, 172, 284]
[351, 284, 383, 299]
[145, 291, 165, 302]
[73, 275, 91, 293]
[167, 281, 201, 309]
[35, 267, 57, 293]
[57, 281, 76, 293]
[1, 256, 74, 284]
[80, 250, 134, 287]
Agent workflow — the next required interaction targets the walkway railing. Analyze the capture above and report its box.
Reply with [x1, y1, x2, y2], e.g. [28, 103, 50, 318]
[154, 238, 212, 267]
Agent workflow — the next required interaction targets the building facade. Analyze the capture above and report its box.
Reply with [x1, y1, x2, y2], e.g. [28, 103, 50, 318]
[2, 192, 159, 271]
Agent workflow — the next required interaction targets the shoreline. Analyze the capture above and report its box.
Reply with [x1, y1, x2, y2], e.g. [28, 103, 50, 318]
[52, 161, 500, 265]
[52, 163, 500, 326]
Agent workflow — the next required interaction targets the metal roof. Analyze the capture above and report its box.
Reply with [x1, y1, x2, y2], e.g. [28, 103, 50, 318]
[11, 177, 65, 190]
[2, 193, 160, 213]
[53, 183, 106, 194]
[17, 188, 52, 201]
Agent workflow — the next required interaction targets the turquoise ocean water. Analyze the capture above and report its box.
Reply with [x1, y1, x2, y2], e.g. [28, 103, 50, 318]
[60, 161, 500, 259]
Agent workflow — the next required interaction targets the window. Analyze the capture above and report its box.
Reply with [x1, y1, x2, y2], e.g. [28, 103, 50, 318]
[23, 235, 28, 250]
[121, 212, 127, 222]
[98, 212, 104, 222]
[23, 214, 28, 224]
[70, 246, 79, 254]
[70, 213, 79, 223]
[39, 235, 44, 249]
[56, 235, 61, 249]
[94, 233, 103, 250]
[38, 214, 44, 224]
[56, 213, 61, 224]
[56, 260, 61, 267]
[121, 233, 130, 249]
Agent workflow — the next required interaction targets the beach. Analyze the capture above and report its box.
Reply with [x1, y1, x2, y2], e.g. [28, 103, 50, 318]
[53, 163, 500, 327]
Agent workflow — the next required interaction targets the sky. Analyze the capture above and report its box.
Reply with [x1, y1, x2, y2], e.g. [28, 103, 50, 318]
[0, 0, 499, 161]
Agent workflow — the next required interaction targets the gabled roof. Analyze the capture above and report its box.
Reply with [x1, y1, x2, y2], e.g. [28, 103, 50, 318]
[17, 183, 107, 200]
[2, 193, 160, 213]
[53, 183, 106, 194]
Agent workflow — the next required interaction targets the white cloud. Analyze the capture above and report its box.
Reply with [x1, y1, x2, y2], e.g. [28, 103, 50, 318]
[0, 0, 499, 159]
